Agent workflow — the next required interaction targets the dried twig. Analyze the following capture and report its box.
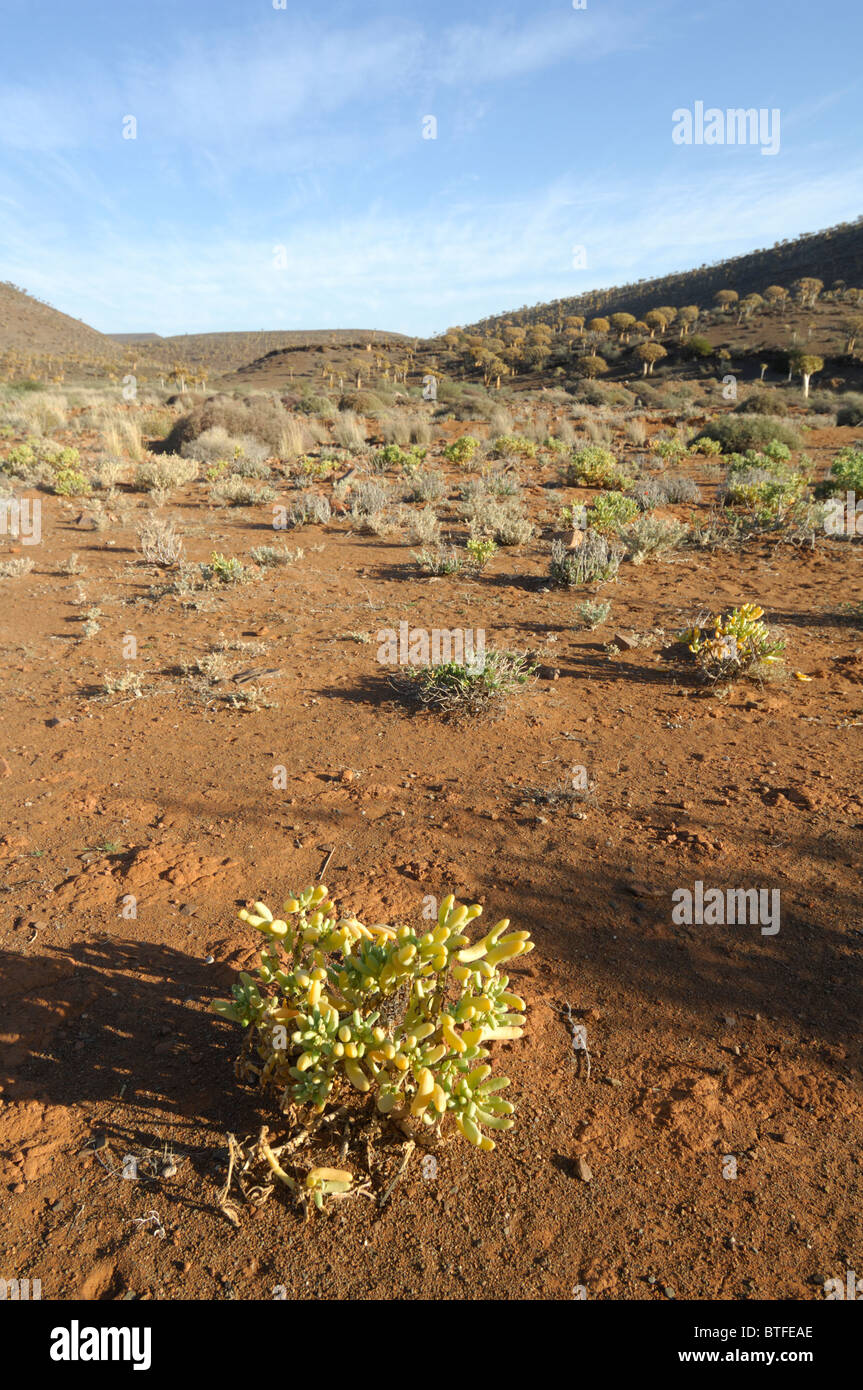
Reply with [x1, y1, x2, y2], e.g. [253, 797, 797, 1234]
[379, 1139, 416, 1210]
[318, 846, 334, 880]
[216, 1133, 242, 1228]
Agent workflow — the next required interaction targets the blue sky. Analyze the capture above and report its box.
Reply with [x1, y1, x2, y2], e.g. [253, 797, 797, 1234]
[1, 0, 861, 337]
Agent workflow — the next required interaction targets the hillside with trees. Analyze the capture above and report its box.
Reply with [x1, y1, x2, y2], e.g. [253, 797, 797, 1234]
[462, 216, 863, 336]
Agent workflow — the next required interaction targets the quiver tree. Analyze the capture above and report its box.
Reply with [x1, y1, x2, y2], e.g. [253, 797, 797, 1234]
[763, 284, 788, 308]
[737, 293, 764, 323]
[844, 318, 863, 354]
[635, 342, 667, 376]
[609, 312, 637, 342]
[789, 351, 823, 397]
[587, 316, 610, 337]
[714, 289, 739, 313]
[792, 277, 824, 309]
[574, 354, 608, 380]
[644, 309, 668, 339]
[677, 305, 699, 338]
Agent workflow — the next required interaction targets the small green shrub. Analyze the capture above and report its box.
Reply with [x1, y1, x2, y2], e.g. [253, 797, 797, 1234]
[689, 436, 723, 456]
[567, 446, 630, 489]
[823, 446, 863, 495]
[466, 536, 498, 569]
[52, 463, 90, 496]
[443, 435, 480, 466]
[371, 443, 426, 472]
[295, 455, 336, 480]
[589, 491, 639, 535]
[492, 434, 537, 461]
[1, 442, 37, 473]
[723, 454, 808, 518]
[693, 415, 802, 453]
[650, 436, 687, 462]
[201, 552, 248, 585]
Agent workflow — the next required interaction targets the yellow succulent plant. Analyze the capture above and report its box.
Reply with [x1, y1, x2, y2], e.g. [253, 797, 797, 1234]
[681, 603, 784, 678]
[212, 886, 533, 1165]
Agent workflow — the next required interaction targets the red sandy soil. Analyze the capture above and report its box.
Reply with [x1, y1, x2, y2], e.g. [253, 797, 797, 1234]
[1, 420, 861, 1301]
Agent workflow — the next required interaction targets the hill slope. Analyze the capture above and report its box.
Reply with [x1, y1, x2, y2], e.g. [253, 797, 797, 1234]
[128, 329, 412, 379]
[0, 281, 123, 363]
[464, 217, 863, 334]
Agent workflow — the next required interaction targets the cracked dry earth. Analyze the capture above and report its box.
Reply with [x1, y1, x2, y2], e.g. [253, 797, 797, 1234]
[1, 430, 862, 1301]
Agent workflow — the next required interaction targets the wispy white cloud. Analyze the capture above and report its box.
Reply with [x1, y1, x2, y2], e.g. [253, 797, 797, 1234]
[3, 159, 859, 337]
[0, 9, 637, 162]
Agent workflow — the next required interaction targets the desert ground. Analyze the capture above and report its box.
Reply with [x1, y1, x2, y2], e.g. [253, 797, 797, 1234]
[1, 275, 862, 1304]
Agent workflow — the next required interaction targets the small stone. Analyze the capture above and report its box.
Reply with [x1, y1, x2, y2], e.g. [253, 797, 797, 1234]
[613, 632, 639, 651]
[664, 1286, 676, 1299]
[574, 1155, 592, 1182]
[204, 954, 215, 965]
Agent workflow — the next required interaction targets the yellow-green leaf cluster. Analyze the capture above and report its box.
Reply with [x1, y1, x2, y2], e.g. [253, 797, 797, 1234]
[681, 603, 784, 678]
[212, 887, 533, 1151]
